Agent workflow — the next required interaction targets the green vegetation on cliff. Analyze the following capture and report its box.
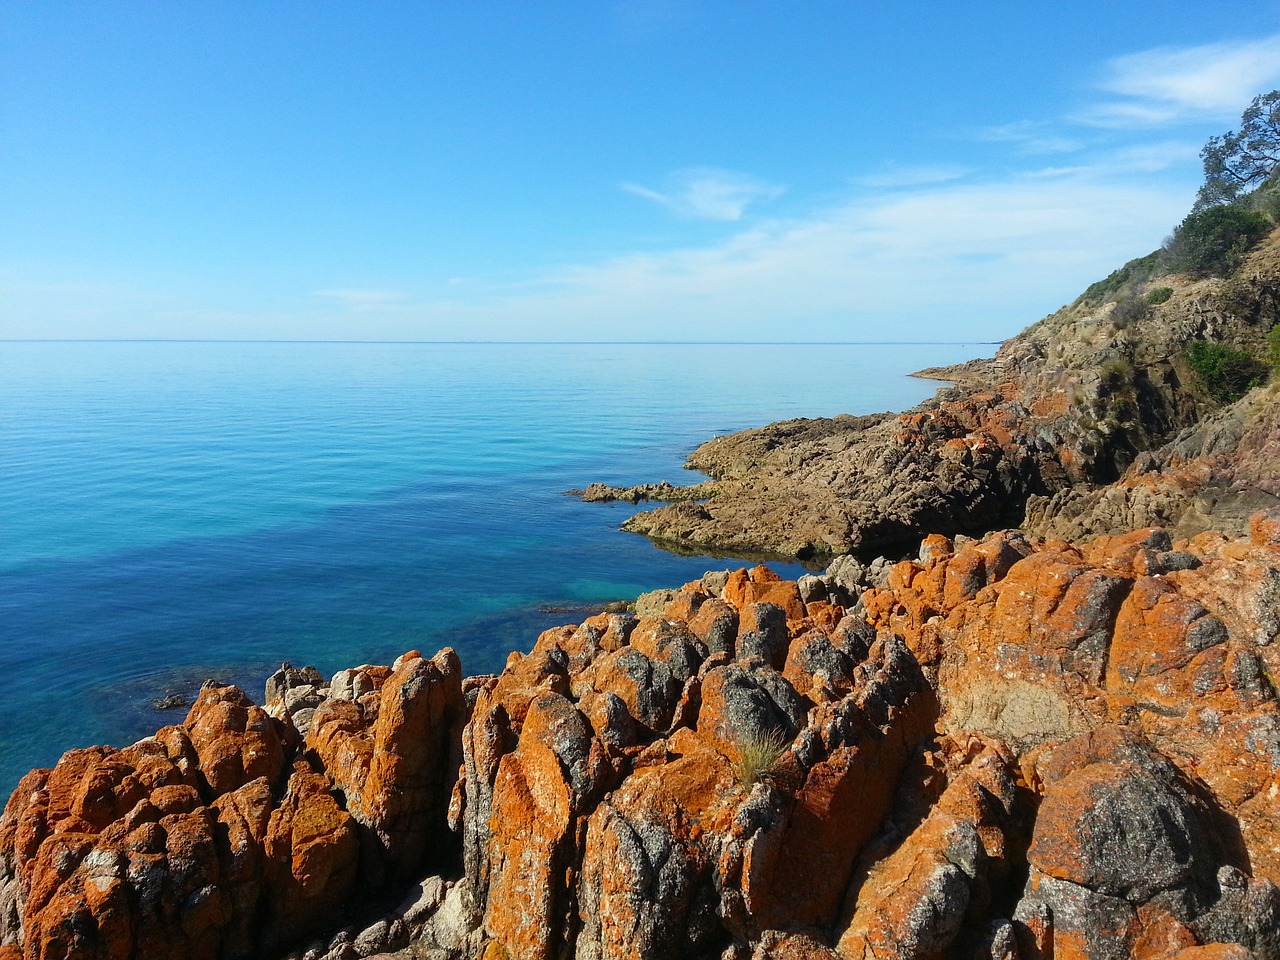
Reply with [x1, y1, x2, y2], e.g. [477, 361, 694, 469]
[1164, 205, 1273, 279]
[1185, 339, 1267, 402]
[1080, 90, 1279, 304]
[1197, 88, 1280, 209]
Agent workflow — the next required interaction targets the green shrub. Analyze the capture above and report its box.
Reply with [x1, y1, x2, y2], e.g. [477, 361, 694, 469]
[1146, 286, 1174, 305]
[1164, 205, 1272, 278]
[1268, 324, 1280, 376]
[1250, 183, 1280, 223]
[734, 727, 789, 788]
[1078, 250, 1162, 303]
[1185, 339, 1267, 402]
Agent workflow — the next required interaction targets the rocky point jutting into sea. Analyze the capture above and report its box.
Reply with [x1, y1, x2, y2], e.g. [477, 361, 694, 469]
[5, 193, 1280, 956]
[579, 230, 1280, 561]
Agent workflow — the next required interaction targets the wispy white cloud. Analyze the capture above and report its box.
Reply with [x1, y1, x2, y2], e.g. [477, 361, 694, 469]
[1107, 140, 1201, 173]
[1021, 140, 1200, 180]
[374, 168, 1187, 343]
[623, 167, 784, 221]
[1083, 34, 1280, 126]
[852, 164, 969, 189]
[313, 288, 409, 313]
[976, 121, 1085, 155]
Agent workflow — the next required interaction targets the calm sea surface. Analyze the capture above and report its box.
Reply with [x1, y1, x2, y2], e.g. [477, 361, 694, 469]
[0, 340, 988, 793]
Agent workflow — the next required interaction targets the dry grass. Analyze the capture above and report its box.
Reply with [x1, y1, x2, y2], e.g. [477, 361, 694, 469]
[734, 726, 789, 788]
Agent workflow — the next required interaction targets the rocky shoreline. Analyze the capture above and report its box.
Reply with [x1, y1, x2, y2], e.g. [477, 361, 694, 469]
[5, 230, 1280, 958]
[3, 514, 1279, 959]
[576, 233, 1280, 561]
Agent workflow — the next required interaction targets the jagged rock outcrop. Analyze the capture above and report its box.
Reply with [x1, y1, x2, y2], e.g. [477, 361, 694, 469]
[3, 513, 1279, 959]
[856, 515, 1280, 958]
[447, 566, 938, 960]
[579, 230, 1280, 560]
[0, 652, 463, 960]
[1026, 382, 1280, 542]
[307, 649, 466, 885]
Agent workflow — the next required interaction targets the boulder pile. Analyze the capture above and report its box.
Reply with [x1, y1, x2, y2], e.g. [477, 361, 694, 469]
[3, 512, 1279, 959]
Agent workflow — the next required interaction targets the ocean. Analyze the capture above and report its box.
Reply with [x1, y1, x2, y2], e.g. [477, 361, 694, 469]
[0, 340, 987, 793]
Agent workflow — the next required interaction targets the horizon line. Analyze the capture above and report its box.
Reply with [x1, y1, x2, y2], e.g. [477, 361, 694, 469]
[0, 338, 1002, 346]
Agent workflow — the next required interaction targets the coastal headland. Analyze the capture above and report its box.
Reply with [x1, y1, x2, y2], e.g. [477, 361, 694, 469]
[578, 231, 1280, 561]
[6, 186, 1280, 960]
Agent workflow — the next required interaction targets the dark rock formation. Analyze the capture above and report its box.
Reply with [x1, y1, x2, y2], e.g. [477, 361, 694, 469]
[1026, 382, 1280, 542]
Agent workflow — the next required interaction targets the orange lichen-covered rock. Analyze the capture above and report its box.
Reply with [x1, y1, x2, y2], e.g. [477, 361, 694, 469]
[628, 616, 706, 682]
[836, 809, 986, 959]
[184, 684, 287, 797]
[1, 741, 232, 960]
[482, 693, 615, 959]
[751, 636, 938, 932]
[843, 515, 1280, 957]
[1105, 576, 1229, 711]
[687, 596, 740, 657]
[726, 565, 806, 621]
[663, 583, 707, 623]
[263, 763, 359, 950]
[737, 601, 792, 668]
[7, 530, 1280, 960]
[574, 742, 742, 960]
[308, 648, 465, 884]
[0, 656, 461, 960]
[751, 930, 842, 960]
[696, 661, 809, 765]
[210, 776, 274, 959]
[1012, 728, 1280, 960]
[577, 646, 682, 735]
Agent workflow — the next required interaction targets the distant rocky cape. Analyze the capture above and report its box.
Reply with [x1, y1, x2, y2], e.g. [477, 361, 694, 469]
[5, 234, 1280, 959]
[578, 233, 1280, 560]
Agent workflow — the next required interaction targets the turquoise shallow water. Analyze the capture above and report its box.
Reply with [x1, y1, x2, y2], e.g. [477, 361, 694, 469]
[0, 340, 987, 793]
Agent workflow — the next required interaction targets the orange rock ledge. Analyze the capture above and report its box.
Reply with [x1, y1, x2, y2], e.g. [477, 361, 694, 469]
[3, 513, 1280, 960]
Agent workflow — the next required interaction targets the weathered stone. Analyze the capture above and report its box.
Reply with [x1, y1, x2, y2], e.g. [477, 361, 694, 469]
[483, 693, 612, 960]
[737, 602, 790, 669]
[308, 649, 465, 884]
[749, 635, 938, 931]
[697, 662, 809, 764]
[688, 598, 740, 658]
[574, 744, 740, 960]
[836, 812, 984, 959]
[264, 764, 359, 951]
[184, 685, 287, 798]
[8, 530, 1280, 960]
[1014, 728, 1254, 958]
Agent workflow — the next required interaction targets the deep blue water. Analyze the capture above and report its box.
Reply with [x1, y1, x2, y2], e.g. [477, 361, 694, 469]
[0, 340, 987, 794]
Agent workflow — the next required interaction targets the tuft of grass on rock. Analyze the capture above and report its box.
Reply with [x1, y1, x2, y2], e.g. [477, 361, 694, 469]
[734, 727, 790, 788]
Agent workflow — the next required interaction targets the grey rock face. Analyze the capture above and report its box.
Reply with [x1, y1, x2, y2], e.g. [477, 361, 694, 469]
[736, 603, 789, 670]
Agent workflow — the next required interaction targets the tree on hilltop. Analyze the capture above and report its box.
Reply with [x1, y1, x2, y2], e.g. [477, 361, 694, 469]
[1196, 89, 1280, 209]
[1164, 204, 1272, 278]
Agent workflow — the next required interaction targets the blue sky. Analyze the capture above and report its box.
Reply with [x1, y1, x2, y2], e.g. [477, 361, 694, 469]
[4, 2, 1280, 342]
